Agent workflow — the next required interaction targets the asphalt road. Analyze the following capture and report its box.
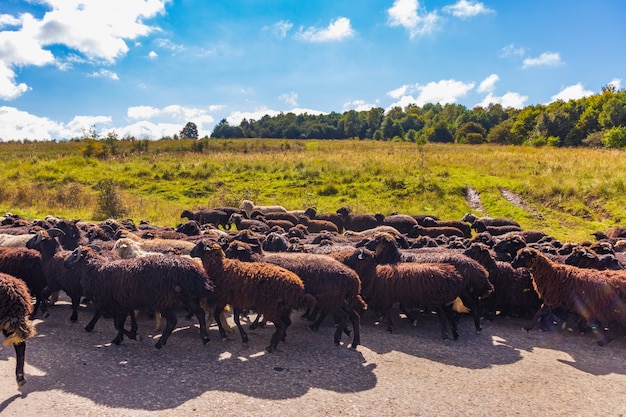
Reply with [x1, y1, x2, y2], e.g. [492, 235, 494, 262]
[1, 296, 625, 417]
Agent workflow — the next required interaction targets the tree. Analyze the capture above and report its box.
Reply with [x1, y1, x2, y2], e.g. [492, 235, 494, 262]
[602, 126, 626, 148]
[454, 121, 486, 144]
[180, 121, 199, 139]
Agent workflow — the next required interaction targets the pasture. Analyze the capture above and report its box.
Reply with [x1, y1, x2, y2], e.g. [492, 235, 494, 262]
[1, 139, 625, 242]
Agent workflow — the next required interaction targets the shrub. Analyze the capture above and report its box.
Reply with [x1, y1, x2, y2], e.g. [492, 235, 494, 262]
[93, 179, 127, 220]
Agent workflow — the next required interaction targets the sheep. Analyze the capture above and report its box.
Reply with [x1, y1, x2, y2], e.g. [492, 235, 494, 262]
[26, 229, 92, 324]
[181, 209, 231, 229]
[378, 213, 418, 235]
[369, 232, 493, 333]
[0, 233, 37, 248]
[64, 245, 215, 348]
[463, 243, 541, 320]
[0, 272, 36, 387]
[408, 224, 465, 239]
[471, 220, 522, 236]
[304, 207, 344, 233]
[190, 240, 316, 352]
[336, 207, 380, 232]
[563, 246, 624, 271]
[229, 213, 270, 234]
[511, 247, 626, 346]
[461, 213, 521, 228]
[593, 226, 626, 240]
[421, 217, 472, 238]
[298, 215, 339, 234]
[224, 240, 367, 348]
[252, 210, 299, 226]
[340, 248, 468, 340]
[0, 246, 49, 319]
[112, 231, 197, 255]
[239, 199, 288, 219]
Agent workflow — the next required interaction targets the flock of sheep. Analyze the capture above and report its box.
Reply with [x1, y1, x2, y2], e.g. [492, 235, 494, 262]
[1, 199, 626, 388]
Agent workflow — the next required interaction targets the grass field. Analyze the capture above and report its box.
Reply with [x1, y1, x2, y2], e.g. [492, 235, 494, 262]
[1, 139, 625, 242]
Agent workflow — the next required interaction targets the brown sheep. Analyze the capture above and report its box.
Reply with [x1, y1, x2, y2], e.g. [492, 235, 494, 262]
[190, 240, 316, 352]
[511, 247, 626, 346]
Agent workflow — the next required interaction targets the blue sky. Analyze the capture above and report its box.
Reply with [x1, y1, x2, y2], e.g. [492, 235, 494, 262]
[1, 0, 625, 140]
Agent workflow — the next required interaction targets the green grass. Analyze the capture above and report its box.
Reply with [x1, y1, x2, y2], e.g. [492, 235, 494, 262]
[1, 139, 625, 242]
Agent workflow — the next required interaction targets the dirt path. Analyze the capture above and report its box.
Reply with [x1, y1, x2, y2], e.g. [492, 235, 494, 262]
[1, 298, 625, 417]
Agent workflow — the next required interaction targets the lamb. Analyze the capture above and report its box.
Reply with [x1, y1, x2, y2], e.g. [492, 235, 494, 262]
[471, 220, 522, 236]
[463, 243, 541, 320]
[298, 215, 339, 234]
[229, 213, 270, 234]
[511, 247, 626, 346]
[64, 245, 215, 348]
[190, 240, 316, 352]
[0, 233, 37, 248]
[461, 213, 521, 228]
[304, 207, 344, 233]
[0, 272, 37, 387]
[0, 246, 49, 319]
[181, 209, 231, 229]
[340, 248, 468, 340]
[239, 199, 288, 218]
[336, 207, 380, 232]
[224, 240, 366, 348]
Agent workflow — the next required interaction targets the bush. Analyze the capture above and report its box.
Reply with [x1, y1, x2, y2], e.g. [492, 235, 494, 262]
[602, 126, 626, 148]
[93, 179, 127, 220]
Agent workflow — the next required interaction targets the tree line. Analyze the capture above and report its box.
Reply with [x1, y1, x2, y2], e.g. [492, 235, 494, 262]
[210, 85, 626, 148]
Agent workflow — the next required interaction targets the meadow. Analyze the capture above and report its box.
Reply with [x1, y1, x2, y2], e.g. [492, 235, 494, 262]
[1, 138, 625, 243]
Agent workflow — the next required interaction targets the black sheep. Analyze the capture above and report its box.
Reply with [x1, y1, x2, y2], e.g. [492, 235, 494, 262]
[0, 246, 48, 319]
[64, 246, 215, 348]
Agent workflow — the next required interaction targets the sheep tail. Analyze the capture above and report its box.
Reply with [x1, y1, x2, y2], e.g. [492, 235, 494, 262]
[352, 294, 368, 311]
[3, 319, 36, 346]
[452, 297, 471, 314]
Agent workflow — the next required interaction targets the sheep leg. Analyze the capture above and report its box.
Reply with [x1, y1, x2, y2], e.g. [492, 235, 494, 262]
[154, 309, 177, 349]
[213, 306, 229, 340]
[524, 305, 550, 331]
[85, 309, 103, 332]
[68, 293, 81, 322]
[309, 309, 328, 332]
[111, 312, 127, 345]
[343, 306, 361, 348]
[433, 306, 451, 340]
[331, 310, 349, 346]
[14, 341, 27, 387]
[186, 302, 210, 345]
[266, 314, 288, 353]
[124, 310, 138, 340]
[232, 307, 249, 344]
[460, 293, 482, 333]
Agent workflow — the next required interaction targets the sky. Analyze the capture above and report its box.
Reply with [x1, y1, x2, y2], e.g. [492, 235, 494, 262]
[1, 0, 625, 141]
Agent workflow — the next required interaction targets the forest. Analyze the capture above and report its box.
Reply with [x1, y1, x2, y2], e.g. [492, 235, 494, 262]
[210, 85, 626, 148]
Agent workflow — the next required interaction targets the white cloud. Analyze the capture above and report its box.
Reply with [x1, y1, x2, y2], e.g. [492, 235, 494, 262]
[550, 83, 594, 102]
[0, 63, 31, 100]
[0, 1, 167, 100]
[279, 92, 298, 107]
[387, 84, 410, 99]
[499, 43, 526, 58]
[154, 38, 184, 53]
[522, 52, 563, 68]
[0, 14, 21, 28]
[387, 0, 439, 38]
[297, 17, 355, 42]
[0, 106, 67, 140]
[87, 69, 119, 80]
[343, 100, 379, 111]
[443, 0, 494, 18]
[477, 74, 499, 93]
[148, 50, 158, 59]
[475, 92, 528, 109]
[388, 79, 475, 108]
[608, 78, 622, 90]
[265, 20, 293, 39]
